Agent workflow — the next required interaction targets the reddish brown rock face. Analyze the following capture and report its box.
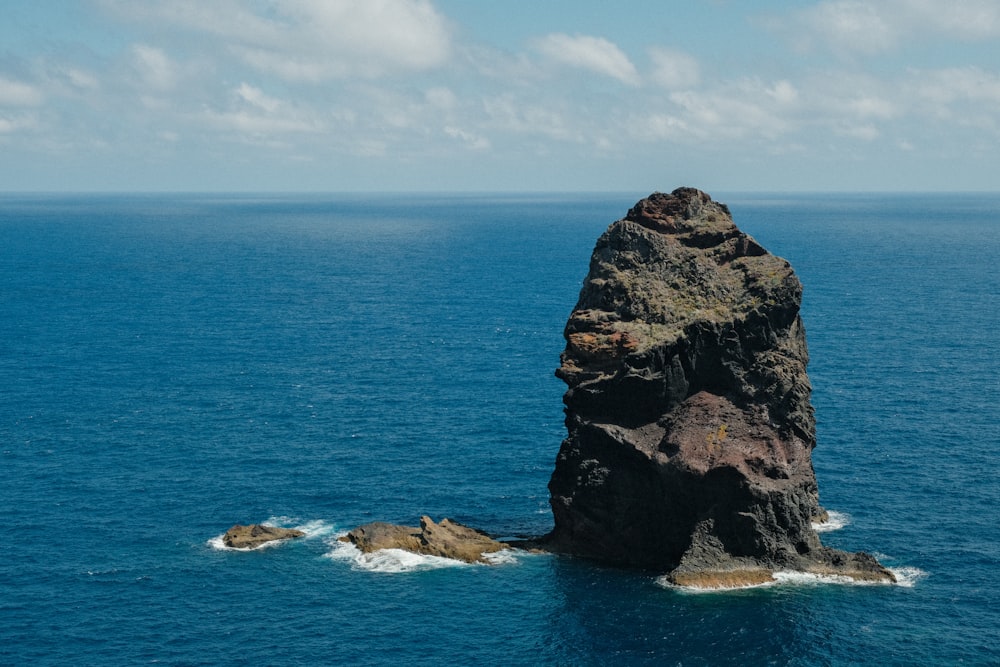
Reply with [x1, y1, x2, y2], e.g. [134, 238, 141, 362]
[545, 188, 893, 585]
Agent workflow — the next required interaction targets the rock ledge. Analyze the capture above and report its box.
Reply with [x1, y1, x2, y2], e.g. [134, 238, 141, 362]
[339, 516, 510, 564]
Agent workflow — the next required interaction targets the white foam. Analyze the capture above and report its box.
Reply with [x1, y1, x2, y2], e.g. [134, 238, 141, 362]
[658, 565, 925, 593]
[773, 568, 928, 588]
[207, 534, 287, 552]
[655, 574, 778, 593]
[283, 518, 337, 539]
[888, 566, 928, 587]
[772, 570, 860, 586]
[207, 535, 229, 551]
[481, 549, 520, 565]
[207, 518, 335, 551]
[324, 536, 471, 573]
[322, 534, 531, 572]
[812, 510, 851, 533]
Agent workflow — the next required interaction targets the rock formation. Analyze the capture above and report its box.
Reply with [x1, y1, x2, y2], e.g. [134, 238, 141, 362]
[545, 187, 894, 587]
[223, 524, 305, 549]
[339, 516, 510, 564]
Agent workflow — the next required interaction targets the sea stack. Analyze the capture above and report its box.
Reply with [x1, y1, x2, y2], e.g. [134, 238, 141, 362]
[546, 188, 893, 587]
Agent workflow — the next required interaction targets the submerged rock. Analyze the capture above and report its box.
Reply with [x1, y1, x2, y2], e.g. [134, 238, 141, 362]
[545, 188, 894, 586]
[223, 524, 305, 549]
[339, 516, 510, 564]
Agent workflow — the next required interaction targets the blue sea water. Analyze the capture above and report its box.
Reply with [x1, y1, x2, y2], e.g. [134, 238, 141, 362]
[1, 192, 997, 665]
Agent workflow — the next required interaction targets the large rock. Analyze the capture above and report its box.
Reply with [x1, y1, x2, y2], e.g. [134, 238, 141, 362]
[339, 516, 510, 564]
[545, 188, 894, 586]
[223, 524, 305, 549]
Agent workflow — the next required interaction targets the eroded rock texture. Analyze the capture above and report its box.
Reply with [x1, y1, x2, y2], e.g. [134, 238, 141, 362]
[546, 188, 893, 586]
[223, 524, 305, 549]
[339, 516, 510, 564]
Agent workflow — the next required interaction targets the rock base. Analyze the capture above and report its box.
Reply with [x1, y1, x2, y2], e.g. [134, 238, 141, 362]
[668, 567, 777, 589]
[663, 549, 895, 589]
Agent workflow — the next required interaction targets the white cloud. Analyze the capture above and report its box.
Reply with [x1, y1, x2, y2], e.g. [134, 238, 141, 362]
[444, 125, 490, 150]
[905, 66, 1000, 133]
[768, 80, 800, 106]
[627, 71, 906, 149]
[201, 108, 321, 136]
[0, 113, 39, 134]
[843, 95, 895, 119]
[201, 83, 324, 137]
[911, 66, 1000, 105]
[275, 0, 451, 73]
[648, 48, 700, 89]
[425, 87, 457, 110]
[482, 94, 580, 141]
[662, 78, 802, 141]
[4, 0, 998, 189]
[793, 1, 899, 55]
[890, 0, 1000, 40]
[772, 0, 1000, 57]
[104, 0, 452, 81]
[236, 83, 282, 113]
[795, 70, 892, 116]
[64, 69, 100, 91]
[835, 122, 880, 140]
[132, 44, 178, 91]
[0, 77, 44, 106]
[637, 113, 689, 141]
[535, 33, 640, 86]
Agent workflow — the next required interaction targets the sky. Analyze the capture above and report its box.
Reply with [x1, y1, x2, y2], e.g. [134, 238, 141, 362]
[1, 0, 999, 192]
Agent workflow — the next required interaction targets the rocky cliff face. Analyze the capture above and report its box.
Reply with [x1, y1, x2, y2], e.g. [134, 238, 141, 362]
[546, 188, 893, 586]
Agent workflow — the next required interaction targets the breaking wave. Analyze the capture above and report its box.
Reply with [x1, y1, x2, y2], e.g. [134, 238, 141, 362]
[887, 566, 928, 588]
[322, 534, 529, 572]
[812, 510, 851, 533]
[323, 535, 472, 573]
[658, 565, 927, 593]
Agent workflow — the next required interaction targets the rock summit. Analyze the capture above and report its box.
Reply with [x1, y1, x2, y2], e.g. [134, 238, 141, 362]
[545, 187, 893, 587]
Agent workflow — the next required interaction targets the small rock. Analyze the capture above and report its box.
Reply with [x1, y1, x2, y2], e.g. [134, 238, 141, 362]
[223, 524, 305, 549]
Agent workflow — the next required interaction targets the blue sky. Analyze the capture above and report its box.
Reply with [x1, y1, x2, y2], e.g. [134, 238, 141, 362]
[1, 0, 998, 191]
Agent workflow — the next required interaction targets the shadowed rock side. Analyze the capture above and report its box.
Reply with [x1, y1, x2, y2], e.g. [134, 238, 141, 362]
[545, 187, 894, 587]
[339, 516, 510, 564]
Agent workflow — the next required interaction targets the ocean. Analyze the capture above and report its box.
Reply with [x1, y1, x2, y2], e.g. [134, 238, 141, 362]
[1, 192, 997, 665]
